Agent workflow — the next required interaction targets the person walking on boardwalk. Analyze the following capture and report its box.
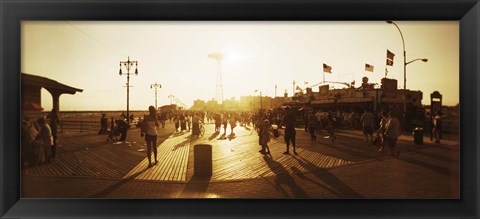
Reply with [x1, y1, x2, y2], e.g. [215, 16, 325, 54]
[46, 108, 61, 161]
[259, 119, 272, 155]
[360, 108, 374, 144]
[118, 115, 129, 142]
[376, 111, 388, 152]
[326, 113, 337, 142]
[214, 112, 222, 132]
[282, 107, 297, 155]
[98, 113, 108, 135]
[384, 111, 401, 157]
[141, 106, 160, 167]
[222, 113, 229, 135]
[229, 114, 237, 135]
[191, 113, 202, 137]
[432, 110, 443, 143]
[308, 112, 319, 141]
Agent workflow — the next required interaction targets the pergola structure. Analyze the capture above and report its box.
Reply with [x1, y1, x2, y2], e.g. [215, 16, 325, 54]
[21, 73, 83, 113]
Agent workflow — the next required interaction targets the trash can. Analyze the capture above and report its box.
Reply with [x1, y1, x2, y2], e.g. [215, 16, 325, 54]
[194, 144, 212, 176]
[413, 127, 423, 145]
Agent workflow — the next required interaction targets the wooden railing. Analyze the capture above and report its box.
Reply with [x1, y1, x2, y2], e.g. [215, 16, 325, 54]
[60, 118, 140, 133]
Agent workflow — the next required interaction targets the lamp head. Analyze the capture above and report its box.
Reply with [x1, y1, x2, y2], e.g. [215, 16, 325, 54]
[119, 68, 122, 76]
[422, 59, 428, 62]
[135, 68, 138, 75]
[386, 20, 393, 24]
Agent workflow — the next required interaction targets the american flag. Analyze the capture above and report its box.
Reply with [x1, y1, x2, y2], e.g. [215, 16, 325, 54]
[365, 63, 374, 72]
[323, 63, 332, 73]
[386, 50, 395, 66]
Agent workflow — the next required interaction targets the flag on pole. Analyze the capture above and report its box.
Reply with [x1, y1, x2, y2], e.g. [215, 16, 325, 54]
[323, 63, 332, 73]
[386, 50, 395, 66]
[365, 63, 374, 72]
[304, 81, 309, 85]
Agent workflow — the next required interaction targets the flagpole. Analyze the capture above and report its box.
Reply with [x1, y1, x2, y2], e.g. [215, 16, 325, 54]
[323, 71, 325, 84]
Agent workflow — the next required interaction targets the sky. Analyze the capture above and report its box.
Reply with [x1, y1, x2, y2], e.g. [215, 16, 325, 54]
[21, 21, 459, 111]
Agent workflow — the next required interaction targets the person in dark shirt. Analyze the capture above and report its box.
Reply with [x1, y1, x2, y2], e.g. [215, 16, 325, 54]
[99, 113, 108, 134]
[282, 108, 297, 155]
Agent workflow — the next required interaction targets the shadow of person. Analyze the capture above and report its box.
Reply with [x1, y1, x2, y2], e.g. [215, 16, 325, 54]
[179, 175, 212, 198]
[290, 166, 342, 196]
[208, 131, 220, 141]
[89, 168, 148, 198]
[173, 138, 190, 151]
[291, 155, 364, 198]
[227, 133, 236, 141]
[262, 156, 309, 198]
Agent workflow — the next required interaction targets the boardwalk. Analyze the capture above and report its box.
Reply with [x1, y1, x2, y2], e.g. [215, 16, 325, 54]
[24, 122, 356, 182]
[22, 121, 459, 199]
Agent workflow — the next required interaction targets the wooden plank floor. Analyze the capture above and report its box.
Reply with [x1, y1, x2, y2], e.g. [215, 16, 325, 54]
[23, 139, 144, 178]
[23, 122, 355, 182]
[189, 124, 353, 182]
[123, 132, 191, 181]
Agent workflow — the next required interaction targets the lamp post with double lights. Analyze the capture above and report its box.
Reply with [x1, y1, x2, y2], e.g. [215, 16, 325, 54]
[118, 56, 138, 126]
[386, 21, 428, 116]
[150, 83, 162, 110]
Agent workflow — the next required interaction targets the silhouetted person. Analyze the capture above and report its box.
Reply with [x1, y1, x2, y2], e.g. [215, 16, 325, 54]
[360, 108, 374, 143]
[46, 109, 61, 161]
[259, 119, 272, 154]
[433, 111, 443, 143]
[282, 108, 297, 155]
[99, 113, 108, 134]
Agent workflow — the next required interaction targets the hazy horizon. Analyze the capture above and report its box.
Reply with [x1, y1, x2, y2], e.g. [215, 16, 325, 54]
[22, 21, 459, 111]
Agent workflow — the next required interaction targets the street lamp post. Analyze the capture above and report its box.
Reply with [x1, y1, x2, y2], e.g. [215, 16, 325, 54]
[260, 91, 263, 110]
[150, 83, 162, 110]
[253, 90, 258, 111]
[386, 21, 428, 128]
[386, 21, 407, 114]
[119, 56, 138, 126]
[168, 95, 175, 105]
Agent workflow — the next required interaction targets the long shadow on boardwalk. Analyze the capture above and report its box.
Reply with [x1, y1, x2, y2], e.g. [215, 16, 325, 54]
[263, 156, 309, 198]
[292, 155, 364, 198]
[90, 168, 149, 198]
[397, 156, 457, 177]
[179, 176, 212, 198]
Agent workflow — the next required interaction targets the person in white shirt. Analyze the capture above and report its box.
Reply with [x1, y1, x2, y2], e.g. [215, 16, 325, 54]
[384, 111, 401, 157]
[141, 106, 160, 167]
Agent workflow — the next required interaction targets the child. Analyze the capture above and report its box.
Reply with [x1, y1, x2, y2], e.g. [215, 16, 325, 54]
[259, 119, 272, 155]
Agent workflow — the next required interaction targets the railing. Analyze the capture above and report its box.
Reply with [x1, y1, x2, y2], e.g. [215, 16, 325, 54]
[60, 120, 100, 133]
[60, 118, 141, 133]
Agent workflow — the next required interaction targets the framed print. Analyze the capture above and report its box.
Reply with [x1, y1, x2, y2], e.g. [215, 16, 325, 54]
[1, 0, 479, 218]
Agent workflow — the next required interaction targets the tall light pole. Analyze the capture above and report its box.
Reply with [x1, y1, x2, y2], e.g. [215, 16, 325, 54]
[168, 95, 175, 105]
[119, 56, 138, 125]
[386, 21, 428, 128]
[253, 90, 258, 111]
[386, 21, 407, 114]
[150, 82, 162, 110]
[208, 53, 224, 104]
[260, 91, 263, 110]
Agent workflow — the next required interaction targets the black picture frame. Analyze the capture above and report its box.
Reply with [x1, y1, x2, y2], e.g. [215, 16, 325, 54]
[1, 0, 479, 218]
